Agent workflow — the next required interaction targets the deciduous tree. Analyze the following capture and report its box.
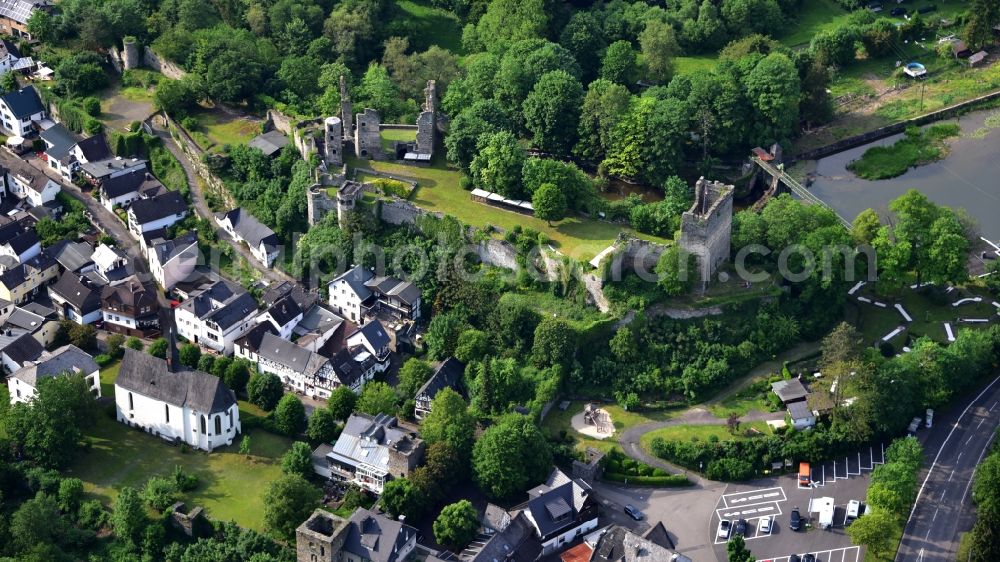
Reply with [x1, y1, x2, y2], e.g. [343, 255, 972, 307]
[433, 500, 478, 550]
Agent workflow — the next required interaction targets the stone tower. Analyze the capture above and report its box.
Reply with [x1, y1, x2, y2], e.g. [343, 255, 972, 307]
[336, 181, 364, 227]
[122, 37, 140, 70]
[415, 80, 437, 156]
[353, 108, 382, 160]
[339, 75, 353, 142]
[296, 510, 349, 562]
[324, 116, 343, 166]
[679, 177, 734, 288]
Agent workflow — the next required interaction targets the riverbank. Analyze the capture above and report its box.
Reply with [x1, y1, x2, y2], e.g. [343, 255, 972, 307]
[847, 123, 961, 180]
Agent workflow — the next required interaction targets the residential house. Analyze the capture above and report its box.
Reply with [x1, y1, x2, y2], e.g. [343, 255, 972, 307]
[70, 134, 113, 168]
[0, 218, 40, 264]
[47, 271, 101, 324]
[523, 468, 600, 556]
[234, 322, 277, 363]
[0, 39, 20, 75]
[258, 294, 303, 340]
[414, 357, 464, 420]
[79, 157, 147, 185]
[295, 508, 418, 562]
[463, 511, 542, 562]
[346, 320, 391, 365]
[317, 413, 425, 494]
[90, 243, 131, 284]
[255, 332, 343, 399]
[101, 276, 160, 338]
[127, 191, 188, 237]
[771, 378, 809, 406]
[327, 347, 380, 392]
[146, 231, 199, 291]
[248, 130, 289, 158]
[788, 401, 816, 431]
[41, 123, 79, 180]
[99, 168, 166, 211]
[0, 0, 52, 40]
[263, 281, 317, 312]
[292, 304, 343, 353]
[0, 332, 42, 372]
[3, 304, 57, 347]
[585, 525, 692, 562]
[0, 86, 44, 136]
[364, 276, 421, 321]
[48, 240, 94, 274]
[5, 159, 61, 207]
[7, 344, 99, 404]
[175, 279, 257, 354]
[328, 265, 373, 323]
[115, 348, 241, 452]
[0, 252, 58, 304]
[215, 208, 280, 268]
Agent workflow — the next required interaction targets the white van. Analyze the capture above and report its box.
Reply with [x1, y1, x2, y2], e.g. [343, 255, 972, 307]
[926, 409, 934, 428]
[846, 500, 861, 522]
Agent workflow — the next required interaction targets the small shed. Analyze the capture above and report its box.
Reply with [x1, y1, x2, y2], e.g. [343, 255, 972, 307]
[248, 130, 290, 158]
[969, 51, 988, 67]
[788, 401, 816, 430]
[953, 40, 973, 59]
[771, 378, 809, 405]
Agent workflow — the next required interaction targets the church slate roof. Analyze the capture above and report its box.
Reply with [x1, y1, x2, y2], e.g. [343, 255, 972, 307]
[116, 349, 237, 414]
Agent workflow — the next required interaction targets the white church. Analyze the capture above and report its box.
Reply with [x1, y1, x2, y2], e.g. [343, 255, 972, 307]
[114, 347, 241, 452]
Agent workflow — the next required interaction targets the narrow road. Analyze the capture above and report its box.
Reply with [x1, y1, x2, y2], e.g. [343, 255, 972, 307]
[150, 120, 294, 287]
[895, 374, 1000, 562]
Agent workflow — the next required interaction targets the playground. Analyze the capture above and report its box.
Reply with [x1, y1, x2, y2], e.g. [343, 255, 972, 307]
[571, 403, 615, 440]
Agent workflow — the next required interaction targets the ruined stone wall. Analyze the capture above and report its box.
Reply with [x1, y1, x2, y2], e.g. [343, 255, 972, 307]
[162, 115, 235, 209]
[379, 198, 439, 225]
[340, 76, 353, 141]
[415, 80, 437, 155]
[354, 109, 383, 160]
[679, 178, 734, 284]
[143, 47, 187, 80]
[307, 185, 338, 226]
[324, 116, 343, 166]
[267, 109, 296, 136]
[123, 37, 140, 70]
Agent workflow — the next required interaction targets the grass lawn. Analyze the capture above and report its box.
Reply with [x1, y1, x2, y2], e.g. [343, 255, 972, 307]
[99, 362, 121, 399]
[852, 285, 998, 346]
[346, 155, 671, 261]
[393, 0, 464, 54]
[541, 400, 683, 456]
[779, 0, 851, 48]
[674, 54, 718, 76]
[847, 122, 960, 179]
[68, 415, 291, 531]
[639, 421, 772, 452]
[499, 290, 607, 332]
[380, 127, 417, 154]
[708, 388, 774, 418]
[188, 109, 261, 152]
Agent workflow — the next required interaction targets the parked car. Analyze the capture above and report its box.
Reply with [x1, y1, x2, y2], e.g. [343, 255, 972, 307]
[735, 518, 747, 535]
[847, 500, 861, 523]
[789, 556, 801, 562]
[717, 519, 731, 539]
[890, 6, 906, 15]
[790, 508, 802, 531]
[803, 554, 816, 562]
[908, 417, 922, 433]
[759, 515, 773, 534]
[624, 504, 643, 521]
[926, 409, 934, 428]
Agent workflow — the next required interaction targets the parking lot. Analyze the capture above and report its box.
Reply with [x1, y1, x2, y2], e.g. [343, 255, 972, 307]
[711, 444, 884, 561]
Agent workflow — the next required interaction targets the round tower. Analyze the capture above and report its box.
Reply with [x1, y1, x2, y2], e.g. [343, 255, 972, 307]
[122, 37, 140, 70]
[324, 116, 343, 166]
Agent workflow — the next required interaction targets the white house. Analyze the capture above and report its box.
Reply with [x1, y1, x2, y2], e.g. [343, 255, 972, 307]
[41, 123, 79, 180]
[80, 157, 147, 185]
[346, 320, 391, 365]
[100, 168, 165, 211]
[292, 304, 343, 353]
[146, 232, 199, 291]
[91, 243, 131, 283]
[114, 348, 241, 452]
[257, 294, 303, 340]
[328, 265, 373, 323]
[101, 275, 160, 338]
[234, 322, 277, 363]
[0, 332, 43, 373]
[7, 344, 100, 404]
[788, 401, 816, 431]
[175, 280, 257, 354]
[0, 86, 45, 137]
[127, 191, 188, 237]
[255, 331, 343, 399]
[215, 208, 279, 268]
[5, 163, 60, 207]
[0, 39, 21, 76]
[414, 358, 463, 421]
[523, 468, 600, 556]
[319, 413, 425, 494]
[47, 271, 101, 325]
[0, 218, 40, 264]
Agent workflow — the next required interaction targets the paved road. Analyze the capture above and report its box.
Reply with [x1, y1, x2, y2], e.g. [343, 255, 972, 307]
[895, 374, 1000, 562]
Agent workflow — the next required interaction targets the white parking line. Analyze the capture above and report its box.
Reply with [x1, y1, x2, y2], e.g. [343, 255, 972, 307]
[764, 547, 861, 562]
[716, 502, 784, 520]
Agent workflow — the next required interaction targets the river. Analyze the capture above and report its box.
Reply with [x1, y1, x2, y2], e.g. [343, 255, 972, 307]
[805, 109, 1000, 240]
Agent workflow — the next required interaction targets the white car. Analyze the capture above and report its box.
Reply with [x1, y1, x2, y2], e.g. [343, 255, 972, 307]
[926, 409, 934, 428]
[717, 519, 731, 539]
[759, 515, 773, 534]
[847, 500, 861, 522]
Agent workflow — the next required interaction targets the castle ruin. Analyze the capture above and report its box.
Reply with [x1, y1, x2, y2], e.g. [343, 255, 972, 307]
[353, 108, 382, 160]
[415, 80, 437, 156]
[339, 75, 353, 143]
[122, 37, 140, 70]
[296, 510, 348, 562]
[323, 116, 342, 167]
[679, 177, 734, 289]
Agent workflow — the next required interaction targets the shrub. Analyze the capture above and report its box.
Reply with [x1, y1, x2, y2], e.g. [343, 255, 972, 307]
[172, 465, 198, 492]
[84, 118, 102, 135]
[94, 354, 114, 368]
[82, 97, 100, 116]
[602, 472, 693, 486]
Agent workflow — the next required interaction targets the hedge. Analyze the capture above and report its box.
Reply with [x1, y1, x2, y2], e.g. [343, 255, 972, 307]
[602, 472, 693, 487]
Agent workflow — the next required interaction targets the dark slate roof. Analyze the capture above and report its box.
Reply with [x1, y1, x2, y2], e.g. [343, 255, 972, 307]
[264, 295, 302, 328]
[365, 276, 421, 306]
[642, 521, 675, 550]
[208, 292, 257, 331]
[49, 271, 101, 313]
[0, 39, 20, 59]
[343, 508, 417, 562]
[48, 240, 94, 272]
[788, 401, 814, 420]
[329, 265, 373, 301]
[179, 280, 256, 331]
[263, 281, 318, 312]
[0, 219, 38, 255]
[217, 208, 278, 249]
[5, 306, 44, 331]
[257, 332, 328, 377]
[415, 357, 463, 401]
[0, 252, 55, 290]
[524, 469, 594, 539]
[329, 347, 376, 388]
[80, 157, 146, 181]
[247, 130, 290, 157]
[234, 321, 277, 353]
[129, 191, 187, 224]
[152, 231, 199, 265]
[469, 512, 541, 562]
[771, 379, 809, 403]
[12, 344, 98, 387]
[116, 349, 237, 413]
[101, 168, 152, 199]
[41, 123, 77, 160]
[1, 332, 43, 365]
[101, 275, 158, 312]
[352, 320, 389, 352]
[294, 304, 343, 337]
[0, 86, 43, 119]
[74, 134, 111, 161]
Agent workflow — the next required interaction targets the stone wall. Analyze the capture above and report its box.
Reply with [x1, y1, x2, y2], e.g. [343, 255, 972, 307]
[415, 80, 437, 155]
[267, 109, 296, 136]
[354, 108, 382, 160]
[477, 239, 518, 270]
[161, 114, 235, 209]
[108, 47, 123, 74]
[380, 198, 439, 225]
[143, 47, 187, 80]
[679, 177, 733, 285]
[307, 185, 338, 226]
[123, 37, 140, 70]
